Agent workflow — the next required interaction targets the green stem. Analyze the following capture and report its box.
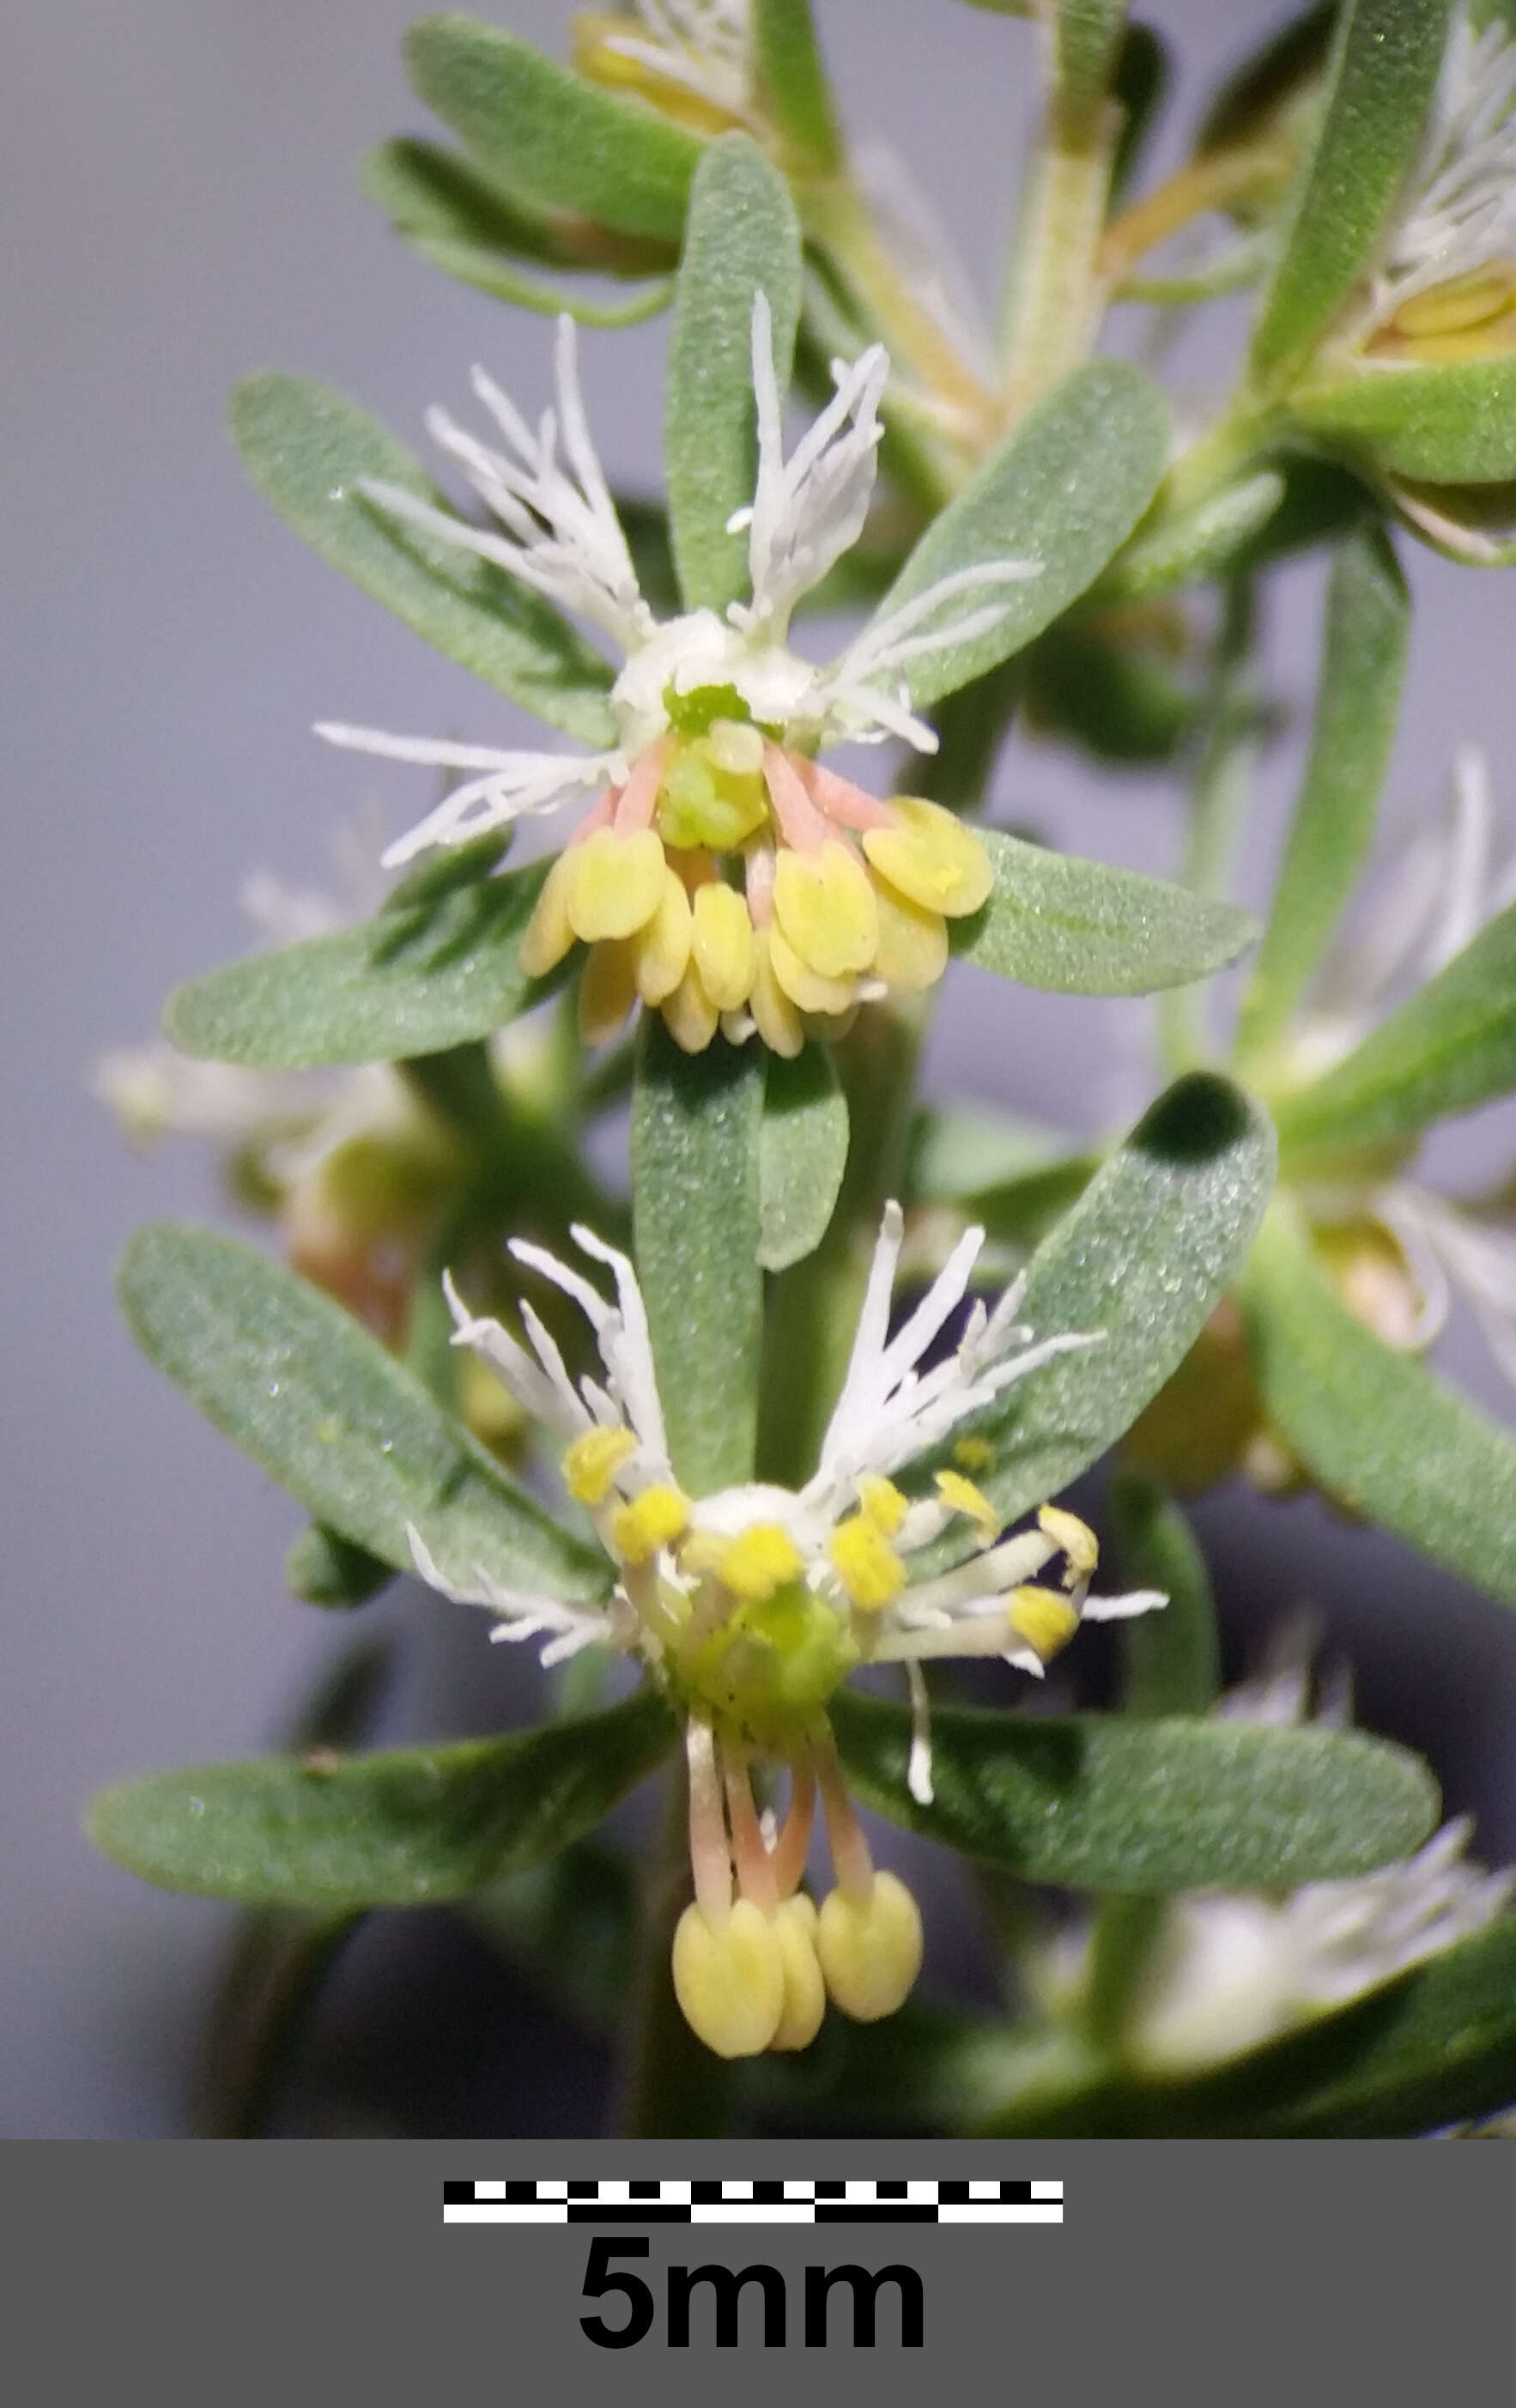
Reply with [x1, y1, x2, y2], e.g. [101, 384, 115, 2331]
[1158, 579, 1264, 1077]
[756, 1005, 923, 1488]
[1000, 92, 1120, 415]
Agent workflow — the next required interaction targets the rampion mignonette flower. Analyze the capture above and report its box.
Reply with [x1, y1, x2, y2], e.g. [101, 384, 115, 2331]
[93, 848, 462, 1348]
[572, 2, 758, 136]
[1038, 1632, 1513, 2073]
[1278, 746, 1516, 1397]
[408, 1202, 1164, 2059]
[316, 295, 1034, 1059]
[1335, 6, 1516, 369]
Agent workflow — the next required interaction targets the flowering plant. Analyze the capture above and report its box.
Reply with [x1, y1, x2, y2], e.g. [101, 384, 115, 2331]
[94, 1, 1516, 2136]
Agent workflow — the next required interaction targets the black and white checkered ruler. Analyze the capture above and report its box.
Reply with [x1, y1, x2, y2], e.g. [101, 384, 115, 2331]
[443, 2178, 1062, 2224]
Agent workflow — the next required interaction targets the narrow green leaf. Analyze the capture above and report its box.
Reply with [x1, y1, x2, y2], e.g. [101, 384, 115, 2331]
[830, 1691, 1438, 1889]
[752, 0, 843, 174]
[959, 1155, 1100, 1250]
[1096, 470, 1288, 604]
[118, 1224, 605, 1597]
[920, 1074, 1276, 1540]
[1235, 522, 1408, 1067]
[952, 828, 1257, 995]
[229, 376, 615, 743]
[758, 1047, 850, 1271]
[88, 1688, 676, 1909]
[1108, 1473, 1221, 1716]
[1271, 898, 1516, 1157]
[1251, 0, 1452, 386]
[167, 849, 556, 1071]
[632, 1025, 764, 1490]
[285, 1524, 394, 1610]
[1224, 1913, 1516, 2138]
[404, 15, 701, 242]
[666, 135, 803, 612]
[1292, 358, 1516, 485]
[408, 238, 675, 325]
[1195, 3, 1336, 157]
[1111, 22, 1171, 205]
[1243, 1205, 1516, 1607]
[858, 361, 1170, 712]
[361, 135, 576, 268]
[1056, 0, 1128, 122]
[468, 1839, 639, 2035]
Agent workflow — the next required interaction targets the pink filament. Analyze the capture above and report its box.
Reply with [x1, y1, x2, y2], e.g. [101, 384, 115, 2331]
[761, 743, 830, 856]
[798, 756, 897, 834]
[686, 1719, 733, 1923]
[770, 1763, 816, 1899]
[724, 1755, 779, 1915]
[612, 736, 669, 835]
[814, 1732, 876, 1902]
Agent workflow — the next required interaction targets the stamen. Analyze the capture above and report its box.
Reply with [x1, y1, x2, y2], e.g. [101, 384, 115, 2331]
[687, 1718, 732, 1923]
[724, 1753, 779, 1914]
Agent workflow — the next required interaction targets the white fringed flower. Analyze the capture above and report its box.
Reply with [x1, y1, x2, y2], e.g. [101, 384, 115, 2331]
[316, 299, 1036, 1056]
[405, 1203, 1162, 2057]
[1284, 747, 1516, 1393]
[1045, 1635, 1512, 2077]
[1346, 6, 1516, 357]
[582, 2, 757, 124]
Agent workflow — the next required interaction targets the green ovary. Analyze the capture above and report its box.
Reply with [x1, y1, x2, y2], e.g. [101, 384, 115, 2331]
[655, 724, 770, 853]
[672, 1580, 859, 1754]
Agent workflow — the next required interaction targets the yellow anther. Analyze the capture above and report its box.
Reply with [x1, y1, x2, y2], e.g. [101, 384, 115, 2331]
[690, 881, 755, 1010]
[767, 925, 857, 1016]
[706, 718, 766, 778]
[562, 1423, 637, 1507]
[577, 937, 639, 1046]
[858, 1475, 907, 1537]
[869, 877, 949, 994]
[670, 1900, 785, 2059]
[660, 958, 721, 1053]
[953, 1435, 994, 1473]
[749, 928, 805, 1058]
[1390, 270, 1516, 340]
[611, 1483, 691, 1565]
[773, 839, 879, 979]
[816, 1871, 924, 2023]
[829, 1513, 907, 1610]
[1038, 1503, 1099, 1577]
[1007, 1583, 1082, 1662]
[564, 827, 668, 943]
[863, 798, 994, 918]
[518, 848, 579, 979]
[573, 19, 743, 137]
[633, 866, 693, 1006]
[712, 1523, 804, 1602]
[768, 1893, 826, 2053]
[935, 1468, 999, 1539]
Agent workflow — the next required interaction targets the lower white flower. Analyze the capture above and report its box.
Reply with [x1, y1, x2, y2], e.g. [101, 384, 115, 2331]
[1044, 1635, 1512, 2077]
[406, 1201, 1163, 2058]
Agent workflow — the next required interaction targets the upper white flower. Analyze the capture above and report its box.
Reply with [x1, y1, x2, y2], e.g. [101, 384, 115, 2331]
[1285, 748, 1516, 1390]
[1351, 6, 1516, 347]
[589, 1, 757, 123]
[314, 297, 1036, 867]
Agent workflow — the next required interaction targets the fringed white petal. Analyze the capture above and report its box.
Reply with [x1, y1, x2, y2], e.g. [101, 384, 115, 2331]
[733, 294, 889, 636]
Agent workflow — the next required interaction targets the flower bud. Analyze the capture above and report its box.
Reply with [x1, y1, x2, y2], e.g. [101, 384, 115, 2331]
[816, 1871, 924, 2023]
[671, 1899, 785, 2059]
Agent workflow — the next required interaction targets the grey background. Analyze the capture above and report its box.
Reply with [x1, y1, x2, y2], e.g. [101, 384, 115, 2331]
[6, 0, 1516, 2137]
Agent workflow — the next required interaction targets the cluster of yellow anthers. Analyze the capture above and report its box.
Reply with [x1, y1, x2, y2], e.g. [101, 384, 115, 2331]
[409, 1205, 1164, 2059]
[519, 728, 991, 1056]
[317, 295, 1032, 1052]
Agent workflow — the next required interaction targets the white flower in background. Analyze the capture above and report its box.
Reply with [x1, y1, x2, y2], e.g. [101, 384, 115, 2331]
[1042, 1634, 1512, 2076]
[93, 842, 458, 1347]
[572, 3, 757, 129]
[1282, 747, 1516, 1390]
[408, 1201, 1163, 2059]
[316, 298, 1034, 1058]
[1347, 5, 1516, 361]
